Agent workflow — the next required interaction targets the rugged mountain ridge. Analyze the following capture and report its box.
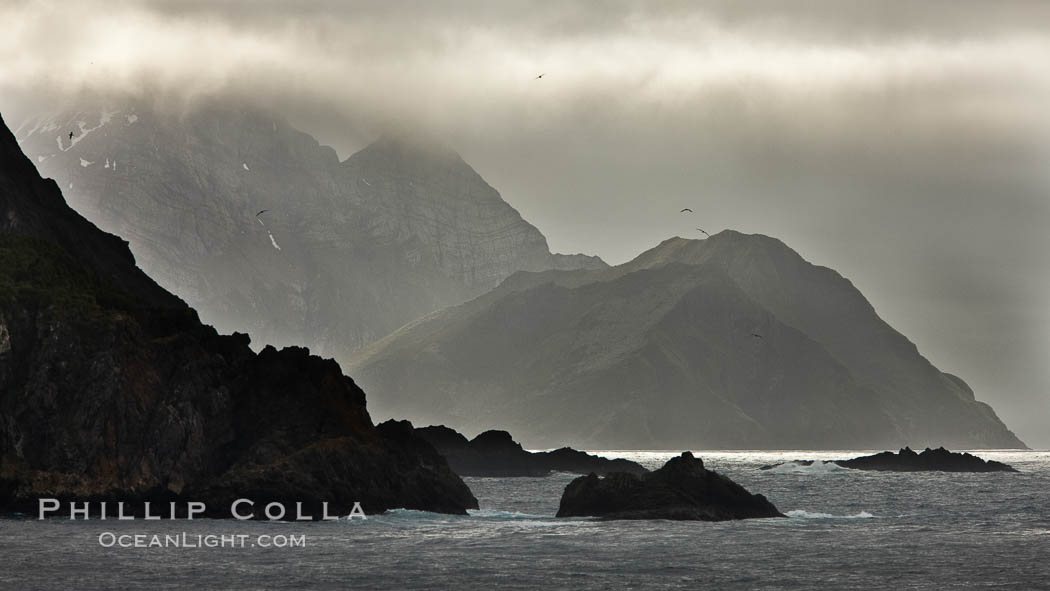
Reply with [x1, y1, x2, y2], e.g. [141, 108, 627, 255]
[0, 112, 477, 516]
[349, 232, 1024, 450]
[15, 99, 604, 361]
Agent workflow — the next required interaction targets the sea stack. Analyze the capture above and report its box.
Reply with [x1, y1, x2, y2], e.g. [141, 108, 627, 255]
[556, 452, 783, 521]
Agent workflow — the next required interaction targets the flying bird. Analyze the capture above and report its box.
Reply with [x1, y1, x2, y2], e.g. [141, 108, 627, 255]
[680, 208, 693, 213]
[68, 131, 74, 140]
[536, 73, 545, 79]
[256, 209, 269, 217]
[696, 228, 710, 236]
[750, 333, 763, 339]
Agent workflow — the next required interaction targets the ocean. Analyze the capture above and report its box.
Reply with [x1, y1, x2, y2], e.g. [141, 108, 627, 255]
[3, 450, 1048, 590]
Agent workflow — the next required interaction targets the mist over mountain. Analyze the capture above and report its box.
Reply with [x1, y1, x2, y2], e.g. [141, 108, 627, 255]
[350, 231, 1024, 450]
[12, 98, 1027, 451]
[14, 98, 604, 360]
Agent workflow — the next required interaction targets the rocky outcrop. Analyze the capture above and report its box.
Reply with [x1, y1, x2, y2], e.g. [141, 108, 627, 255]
[16, 100, 605, 363]
[556, 452, 783, 521]
[834, 447, 1017, 472]
[416, 426, 646, 477]
[0, 112, 477, 517]
[759, 447, 1016, 472]
[350, 233, 1025, 450]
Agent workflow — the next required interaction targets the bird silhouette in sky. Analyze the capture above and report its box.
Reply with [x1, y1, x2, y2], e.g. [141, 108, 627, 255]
[750, 333, 763, 339]
[680, 208, 693, 213]
[68, 131, 74, 140]
[696, 228, 710, 236]
[256, 210, 269, 217]
[536, 73, 545, 79]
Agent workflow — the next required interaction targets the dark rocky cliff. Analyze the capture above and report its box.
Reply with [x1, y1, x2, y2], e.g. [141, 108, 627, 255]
[0, 112, 477, 516]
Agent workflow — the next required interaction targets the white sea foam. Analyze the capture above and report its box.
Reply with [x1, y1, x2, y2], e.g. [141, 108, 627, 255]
[787, 510, 874, 519]
[467, 509, 544, 520]
[382, 509, 443, 519]
[765, 460, 848, 474]
[467, 509, 592, 526]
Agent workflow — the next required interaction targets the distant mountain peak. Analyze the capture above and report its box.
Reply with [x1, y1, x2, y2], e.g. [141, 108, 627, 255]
[623, 230, 804, 274]
[358, 130, 463, 165]
[17, 98, 605, 362]
[351, 229, 1024, 450]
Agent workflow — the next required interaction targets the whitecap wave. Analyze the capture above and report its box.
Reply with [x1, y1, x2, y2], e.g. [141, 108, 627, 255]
[466, 509, 593, 526]
[467, 509, 546, 520]
[765, 461, 849, 474]
[379, 508, 447, 519]
[787, 509, 874, 519]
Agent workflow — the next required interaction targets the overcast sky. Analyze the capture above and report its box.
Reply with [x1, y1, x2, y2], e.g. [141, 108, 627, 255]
[3, 0, 1048, 446]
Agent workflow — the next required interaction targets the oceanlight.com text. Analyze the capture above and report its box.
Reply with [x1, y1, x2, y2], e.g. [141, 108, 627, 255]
[98, 532, 307, 549]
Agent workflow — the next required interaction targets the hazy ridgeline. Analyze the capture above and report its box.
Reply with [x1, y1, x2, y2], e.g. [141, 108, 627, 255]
[14, 98, 1026, 451]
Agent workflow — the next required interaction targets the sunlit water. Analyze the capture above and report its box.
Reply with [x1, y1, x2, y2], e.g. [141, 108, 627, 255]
[3, 450, 1048, 589]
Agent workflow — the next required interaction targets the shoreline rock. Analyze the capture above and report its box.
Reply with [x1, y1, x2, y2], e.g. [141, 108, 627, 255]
[556, 452, 783, 521]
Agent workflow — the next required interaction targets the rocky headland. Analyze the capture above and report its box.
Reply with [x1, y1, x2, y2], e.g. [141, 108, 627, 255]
[0, 112, 477, 518]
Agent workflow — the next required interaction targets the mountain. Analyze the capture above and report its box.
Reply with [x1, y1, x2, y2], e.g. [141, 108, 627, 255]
[349, 232, 1025, 450]
[0, 111, 477, 516]
[14, 99, 604, 361]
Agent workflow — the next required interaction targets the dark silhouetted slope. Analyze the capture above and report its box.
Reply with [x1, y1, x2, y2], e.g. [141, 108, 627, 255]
[0, 112, 477, 516]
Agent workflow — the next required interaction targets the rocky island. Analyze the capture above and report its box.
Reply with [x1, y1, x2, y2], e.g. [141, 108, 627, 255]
[836, 447, 1018, 472]
[415, 425, 647, 477]
[760, 447, 1017, 473]
[557, 452, 783, 521]
[0, 113, 477, 518]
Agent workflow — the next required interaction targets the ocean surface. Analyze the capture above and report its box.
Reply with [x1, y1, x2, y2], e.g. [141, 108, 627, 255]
[2, 450, 1048, 590]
